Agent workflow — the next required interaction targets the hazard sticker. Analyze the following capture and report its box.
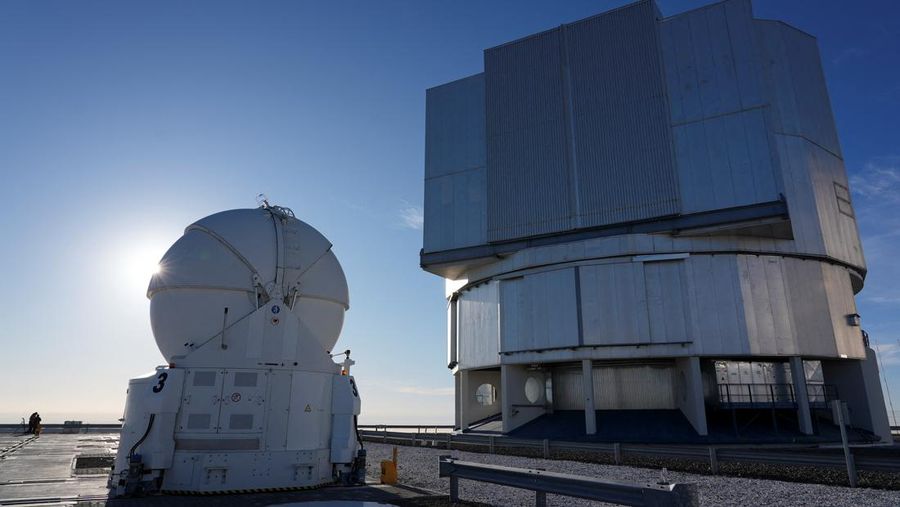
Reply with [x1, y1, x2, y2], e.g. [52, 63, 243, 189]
[304, 404, 312, 412]
[231, 392, 241, 403]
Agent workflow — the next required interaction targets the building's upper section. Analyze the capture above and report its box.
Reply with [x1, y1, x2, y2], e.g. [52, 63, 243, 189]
[423, 0, 863, 285]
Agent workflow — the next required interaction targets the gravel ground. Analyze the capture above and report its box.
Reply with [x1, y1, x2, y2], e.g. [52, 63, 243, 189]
[364, 443, 900, 506]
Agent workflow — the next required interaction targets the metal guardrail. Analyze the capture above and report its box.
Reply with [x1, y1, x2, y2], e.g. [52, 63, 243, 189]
[717, 383, 838, 409]
[439, 456, 698, 507]
[357, 424, 453, 434]
[0, 423, 121, 434]
[359, 428, 898, 486]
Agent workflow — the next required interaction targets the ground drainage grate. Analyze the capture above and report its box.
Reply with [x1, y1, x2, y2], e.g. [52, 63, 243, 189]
[73, 454, 115, 475]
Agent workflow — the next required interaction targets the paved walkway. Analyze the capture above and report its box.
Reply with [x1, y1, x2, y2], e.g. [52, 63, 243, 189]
[0, 433, 441, 506]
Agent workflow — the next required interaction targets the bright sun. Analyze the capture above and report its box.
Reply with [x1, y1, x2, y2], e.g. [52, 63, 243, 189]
[117, 243, 167, 293]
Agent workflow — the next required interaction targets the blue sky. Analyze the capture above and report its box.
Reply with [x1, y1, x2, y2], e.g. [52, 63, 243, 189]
[0, 0, 898, 425]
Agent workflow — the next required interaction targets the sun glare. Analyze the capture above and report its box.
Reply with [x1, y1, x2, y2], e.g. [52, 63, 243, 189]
[116, 243, 167, 293]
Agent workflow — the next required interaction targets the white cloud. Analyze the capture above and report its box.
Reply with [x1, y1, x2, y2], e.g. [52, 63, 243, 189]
[849, 157, 900, 202]
[873, 342, 900, 367]
[399, 202, 424, 230]
[867, 295, 900, 305]
[831, 47, 867, 66]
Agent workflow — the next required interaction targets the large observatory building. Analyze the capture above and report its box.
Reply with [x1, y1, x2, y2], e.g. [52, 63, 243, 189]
[421, 0, 891, 441]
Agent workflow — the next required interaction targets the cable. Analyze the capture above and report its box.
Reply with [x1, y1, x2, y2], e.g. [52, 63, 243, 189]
[354, 415, 364, 450]
[128, 414, 156, 459]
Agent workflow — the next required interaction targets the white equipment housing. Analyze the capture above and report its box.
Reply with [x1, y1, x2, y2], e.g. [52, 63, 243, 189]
[112, 204, 362, 495]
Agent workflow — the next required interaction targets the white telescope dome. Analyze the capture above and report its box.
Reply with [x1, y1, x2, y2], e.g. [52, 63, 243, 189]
[147, 205, 349, 365]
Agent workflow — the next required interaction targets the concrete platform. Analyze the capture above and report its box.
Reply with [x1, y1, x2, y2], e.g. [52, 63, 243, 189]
[505, 409, 880, 444]
[0, 433, 443, 506]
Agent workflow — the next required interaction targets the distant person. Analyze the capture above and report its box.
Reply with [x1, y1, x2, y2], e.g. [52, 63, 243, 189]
[30, 412, 41, 435]
[27, 412, 37, 434]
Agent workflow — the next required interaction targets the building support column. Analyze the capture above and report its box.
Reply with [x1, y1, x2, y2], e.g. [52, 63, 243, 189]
[454, 372, 461, 430]
[675, 357, 708, 436]
[790, 356, 814, 435]
[500, 364, 512, 433]
[822, 347, 892, 442]
[582, 359, 597, 435]
[458, 369, 470, 431]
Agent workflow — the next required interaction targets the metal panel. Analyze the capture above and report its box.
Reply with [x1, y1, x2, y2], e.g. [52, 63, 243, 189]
[808, 147, 864, 268]
[425, 74, 486, 179]
[660, 0, 763, 125]
[566, 1, 679, 227]
[178, 369, 223, 434]
[424, 167, 487, 253]
[458, 281, 500, 369]
[218, 370, 267, 434]
[643, 261, 690, 344]
[552, 367, 583, 410]
[286, 372, 332, 450]
[485, 28, 572, 241]
[579, 262, 650, 345]
[662, 0, 777, 215]
[672, 109, 779, 213]
[822, 263, 864, 359]
[683, 255, 749, 355]
[782, 257, 837, 357]
[553, 364, 676, 410]
[756, 21, 841, 157]
[264, 370, 292, 451]
[772, 135, 827, 255]
[774, 134, 864, 269]
[595, 364, 676, 410]
[500, 269, 579, 353]
[737, 255, 796, 355]
[424, 74, 487, 253]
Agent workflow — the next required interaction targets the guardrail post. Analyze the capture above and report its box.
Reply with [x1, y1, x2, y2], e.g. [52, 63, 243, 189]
[449, 475, 459, 502]
[535, 491, 547, 507]
[708, 447, 719, 475]
[489, 435, 495, 454]
[832, 400, 858, 487]
[543, 439, 550, 459]
[382, 428, 387, 444]
[412, 433, 417, 446]
[613, 443, 621, 465]
[447, 433, 452, 450]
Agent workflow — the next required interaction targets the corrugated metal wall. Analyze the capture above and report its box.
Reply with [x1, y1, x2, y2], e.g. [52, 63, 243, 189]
[485, 0, 679, 242]
[457, 281, 500, 369]
[553, 363, 676, 410]
[499, 268, 580, 353]
[485, 29, 572, 241]
[567, 1, 679, 227]
[424, 74, 487, 253]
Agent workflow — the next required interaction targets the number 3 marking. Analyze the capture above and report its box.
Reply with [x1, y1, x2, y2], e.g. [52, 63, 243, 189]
[152, 372, 168, 393]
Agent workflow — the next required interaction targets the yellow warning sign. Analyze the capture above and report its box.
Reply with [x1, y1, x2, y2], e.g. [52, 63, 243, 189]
[304, 404, 312, 412]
